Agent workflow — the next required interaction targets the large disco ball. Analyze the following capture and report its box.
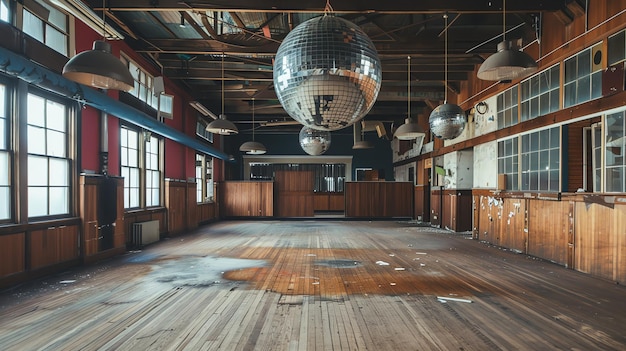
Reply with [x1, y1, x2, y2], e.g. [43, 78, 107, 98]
[299, 126, 331, 155]
[273, 15, 382, 131]
[429, 103, 467, 140]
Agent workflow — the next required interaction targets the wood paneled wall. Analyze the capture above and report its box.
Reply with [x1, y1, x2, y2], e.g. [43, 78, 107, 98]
[441, 190, 473, 232]
[29, 225, 79, 270]
[0, 233, 25, 277]
[275, 171, 313, 217]
[473, 191, 626, 284]
[165, 180, 189, 235]
[414, 185, 430, 222]
[197, 202, 217, 223]
[220, 181, 274, 217]
[345, 182, 413, 218]
[430, 188, 442, 226]
[313, 193, 344, 212]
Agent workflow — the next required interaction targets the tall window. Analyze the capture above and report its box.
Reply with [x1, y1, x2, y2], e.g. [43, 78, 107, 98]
[497, 138, 519, 191]
[520, 65, 560, 121]
[22, 0, 69, 56]
[564, 45, 603, 108]
[196, 119, 214, 143]
[27, 93, 70, 217]
[0, 83, 9, 220]
[497, 86, 518, 129]
[521, 127, 561, 192]
[120, 127, 140, 208]
[195, 154, 213, 202]
[605, 111, 626, 192]
[145, 134, 160, 207]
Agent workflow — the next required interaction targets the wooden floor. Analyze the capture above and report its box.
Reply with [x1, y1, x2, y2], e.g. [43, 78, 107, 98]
[1, 220, 626, 350]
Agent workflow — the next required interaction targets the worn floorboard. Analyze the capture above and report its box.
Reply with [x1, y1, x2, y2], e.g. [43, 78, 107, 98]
[1, 220, 626, 350]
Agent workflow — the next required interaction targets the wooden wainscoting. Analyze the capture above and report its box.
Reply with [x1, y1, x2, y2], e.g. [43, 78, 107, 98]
[220, 181, 274, 217]
[313, 192, 345, 212]
[197, 202, 217, 223]
[414, 185, 430, 222]
[0, 233, 25, 277]
[430, 188, 442, 227]
[165, 180, 188, 235]
[442, 190, 473, 232]
[275, 171, 313, 217]
[29, 225, 79, 270]
[473, 191, 626, 284]
[345, 182, 413, 218]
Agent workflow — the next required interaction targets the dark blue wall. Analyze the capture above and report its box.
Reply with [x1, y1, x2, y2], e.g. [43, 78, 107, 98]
[225, 129, 394, 181]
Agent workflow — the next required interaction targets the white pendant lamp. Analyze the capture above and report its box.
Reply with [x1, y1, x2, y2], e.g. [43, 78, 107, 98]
[394, 56, 426, 141]
[206, 54, 238, 135]
[477, 0, 538, 81]
[239, 98, 267, 154]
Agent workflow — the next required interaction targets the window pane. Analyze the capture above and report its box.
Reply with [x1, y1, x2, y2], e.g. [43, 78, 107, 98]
[0, 151, 8, 185]
[28, 155, 48, 186]
[49, 158, 68, 186]
[0, 186, 9, 220]
[27, 94, 45, 126]
[27, 126, 46, 155]
[47, 130, 66, 157]
[130, 188, 139, 208]
[577, 76, 591, 103]
[128, 149, 138, 167]
[549, 170, 560, 191]
[130, 168, 139, 187]
[578, 50, 591, 76]
[49, 186, 69, 215]
[28, 187, 48, 217]
[564, 83, 575, 107]
[46, 100, 66, 131]
[564, 57, 576, 82]
[608, 31, 626, 65]
[46, 26, 66, 55]
[550, 128, 560, 148]
[23, 10, 44, 42]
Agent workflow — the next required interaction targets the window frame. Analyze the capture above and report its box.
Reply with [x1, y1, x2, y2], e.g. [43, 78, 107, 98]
[195, 153, 214, 203]
[19, 0, 71, 56]
[563, 43, 603, 108]
[497, 86, 519, 129]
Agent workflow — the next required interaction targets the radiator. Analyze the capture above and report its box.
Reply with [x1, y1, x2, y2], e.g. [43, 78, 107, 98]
[131, 220, 160, 248]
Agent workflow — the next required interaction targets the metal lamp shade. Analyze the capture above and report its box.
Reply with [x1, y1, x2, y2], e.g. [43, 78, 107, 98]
[239, 141, 267, 155]
[477, 40, 538, 81]
[394, 118, 425, 141]
[206, 114, 238, 135]
[62, 41, 134, 91]
[429, 103, 466, 140]
[352, 140, 375, 149]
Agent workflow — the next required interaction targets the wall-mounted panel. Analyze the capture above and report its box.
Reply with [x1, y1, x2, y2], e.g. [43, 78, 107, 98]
[0, 233, 25, 277]
[345, 182, 413, 218]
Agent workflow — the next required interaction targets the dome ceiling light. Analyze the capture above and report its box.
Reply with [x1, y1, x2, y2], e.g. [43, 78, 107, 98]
[273, 2, 382, 132]
[240, 98, 267, 155]
[206, 54, 238, 135]
[394, 56, 425, 141]
[62, 0, 133, 91]
[477, 0, 538, 81]
[429, 14, 467, 140]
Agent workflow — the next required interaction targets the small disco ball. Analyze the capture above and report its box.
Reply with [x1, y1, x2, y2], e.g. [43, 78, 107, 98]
[273, 15, 382, 131]
[429, 103, 467, 140]
[299, 126, 331, 155]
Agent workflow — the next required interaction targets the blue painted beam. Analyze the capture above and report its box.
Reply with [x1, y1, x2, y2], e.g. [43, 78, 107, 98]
[0, 46, 231, 161]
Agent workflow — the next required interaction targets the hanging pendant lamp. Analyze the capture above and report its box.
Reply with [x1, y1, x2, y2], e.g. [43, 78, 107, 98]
[352, 121, 374, 149]
[240, 98, 267, 154]
[477, 0, 538, 81]
[62, 0, 133, 91]
[394, 56, 425, 141]
[429, 14, 466, 140]
[206, 54, 238, 135]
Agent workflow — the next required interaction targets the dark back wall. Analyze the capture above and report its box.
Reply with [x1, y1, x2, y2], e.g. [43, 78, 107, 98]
[224, 130, 394, 181]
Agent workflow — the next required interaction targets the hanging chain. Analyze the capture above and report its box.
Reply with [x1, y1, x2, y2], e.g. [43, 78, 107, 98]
[444, 13, 448, 103]
[407, 56, 411, 119]
[324, 0, 334, 15]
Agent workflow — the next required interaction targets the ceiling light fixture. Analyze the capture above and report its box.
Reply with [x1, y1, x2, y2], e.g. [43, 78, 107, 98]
[429, 13, 466, 140]
[62, 0, 133, 91]
[240, 98, 267, 155]
[206, 54, 238, 135]
[477, 0, 538, 81]
[394, 56, 425, 141]
[352, 120, 374, 149]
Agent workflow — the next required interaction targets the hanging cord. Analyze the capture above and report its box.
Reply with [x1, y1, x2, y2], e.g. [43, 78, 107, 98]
[324, 0, 334, 15]
[503, 0, 506, 42]
[101, 0, 106, 40]
[444, 14, 448, 104]
[221, 53, 225, 116]
[252, 98, 256, 141]
[407, 56, 411, 120]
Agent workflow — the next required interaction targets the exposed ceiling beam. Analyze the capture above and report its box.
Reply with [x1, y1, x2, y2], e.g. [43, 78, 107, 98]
[91, 0, 562, 13]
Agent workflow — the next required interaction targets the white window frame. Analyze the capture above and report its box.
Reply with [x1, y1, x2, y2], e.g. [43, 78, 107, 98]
[195, 153, 213, 203]
[0, 81, 10, 221]
[120, 126, 140, 209]
[564, 43, 603, 108]
[497, 86, 519, 129]
[520, 64, 560, 122]
[19, 0, 71, 56]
